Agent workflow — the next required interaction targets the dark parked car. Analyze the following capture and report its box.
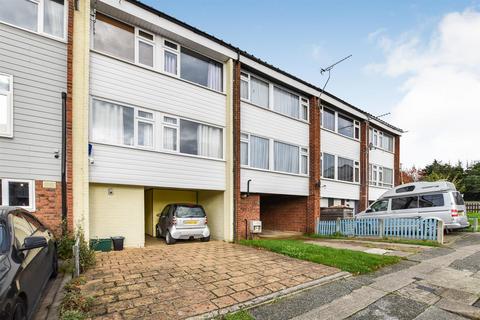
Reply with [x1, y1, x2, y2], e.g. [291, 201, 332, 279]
[0, 207, 58, 320]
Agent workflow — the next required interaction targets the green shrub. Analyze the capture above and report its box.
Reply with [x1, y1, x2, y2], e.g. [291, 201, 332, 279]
[57, 234, 75, 260]
[57, 230, 96, 274]
[60, 310, 88, 320]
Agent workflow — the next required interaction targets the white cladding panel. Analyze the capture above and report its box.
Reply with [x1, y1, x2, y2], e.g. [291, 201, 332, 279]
[241, 102, 309, 146]
[90, 52, 226, 126]
[321, 179, 360, 200]
[369, 149, 394, 169]
[369, 186, 389, 201]
[90, 143, 226, 190]
[321, 130, 360, 160]
[241, 168, 308, 196]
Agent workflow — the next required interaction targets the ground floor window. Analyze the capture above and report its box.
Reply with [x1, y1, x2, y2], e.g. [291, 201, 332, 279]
[0, 179, 35, 210]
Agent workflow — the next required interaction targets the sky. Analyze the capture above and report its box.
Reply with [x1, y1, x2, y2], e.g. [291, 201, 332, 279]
[143, 0, 480, 169]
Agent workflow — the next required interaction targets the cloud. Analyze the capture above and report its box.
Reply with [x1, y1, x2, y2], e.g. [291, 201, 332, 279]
[310, 44, 329, 62]
[368, 9, 480, 168]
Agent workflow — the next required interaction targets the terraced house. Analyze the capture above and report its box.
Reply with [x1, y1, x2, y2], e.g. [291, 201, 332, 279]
[0, 0, 402, 246]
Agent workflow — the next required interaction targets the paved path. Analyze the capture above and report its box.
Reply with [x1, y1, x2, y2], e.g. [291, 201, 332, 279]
[250, 233, 480, 320]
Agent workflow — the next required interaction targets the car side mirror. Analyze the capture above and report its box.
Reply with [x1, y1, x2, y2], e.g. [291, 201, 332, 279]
[20, 236, 47, 251]
[365, 209, 372, 213]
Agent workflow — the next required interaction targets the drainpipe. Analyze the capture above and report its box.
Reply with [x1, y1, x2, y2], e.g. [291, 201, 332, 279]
[61, 92, 68, 235]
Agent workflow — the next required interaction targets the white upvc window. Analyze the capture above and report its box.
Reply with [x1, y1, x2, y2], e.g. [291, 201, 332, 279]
[240, 72, 250, 100]
[301, 98, 309, 122]
[354, 161, 360, 183]
[369, 164, 393, 187]
[163, 39, 179, 76]
[274, 141, 299, 174]
[369, 128, 394, 152]
[136, 109, 154, 148]
[300, 147, 309, 175]
[162, 115, 178, 151]
[0, 179, 35, 211]
[240, 132, 249, 165]
[354, 120, 360, 140]
[136, 29, 155, 68]
[0, 73, 13, 137]
[0, 0, 67, 40]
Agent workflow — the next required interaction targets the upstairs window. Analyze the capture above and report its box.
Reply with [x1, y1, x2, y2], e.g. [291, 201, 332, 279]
[0, 74, 13, 137]
[322, 107, 335, 131]
[0, 0, 65, 38]
[338, 157, 354, 182]
[338, 114, 354, 138]
[94, 13, 134, 62]
[240, 72, 250, 100]
[322, 153, 335, 179]
[180, 48, 222, 91]
[250, 76, 269, 108]
[369, 128, 394, 152]
[162, 116, 178, 151]
[240, 133, 249, 165]
[274, 141, 299, 174]
[179, 119, 223, 159]
[273, 86, 299, 119]
[301, 148, 309, 175]
[250, 135, 269, 170]
[301, 98, 309, 121]
[91, 99, 134, 146]
[163, 40, 179, 75]
[136, 29, 154, 68]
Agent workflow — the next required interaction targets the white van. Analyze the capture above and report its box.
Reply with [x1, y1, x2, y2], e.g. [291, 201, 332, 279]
[358, 181, 469, 230]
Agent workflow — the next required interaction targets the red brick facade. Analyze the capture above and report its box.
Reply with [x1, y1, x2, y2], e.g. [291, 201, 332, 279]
[306, 96, 321, 233]
[359, 121, 369, 211]
[261, 195, 308, 232]
[394, 135, 401, 186]
[237, 194, 260, 239]
[65, 0, 74, 233]
[34, 181, 63, 236]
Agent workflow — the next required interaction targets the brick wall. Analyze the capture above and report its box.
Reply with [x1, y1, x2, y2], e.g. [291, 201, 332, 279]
[307, 96, 320, 233]
[261, 195, 308, 232]
[359, 121, 369, 211]
[65, 0, 74, 233]
[233, 61, 242, 240]
[394, 135, 401, 186]
[236, 194, 260, 240]
[34, 181, 63, 236]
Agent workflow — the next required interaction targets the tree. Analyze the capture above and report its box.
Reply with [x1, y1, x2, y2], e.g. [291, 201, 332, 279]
[464, 162, 480, 201]
[420, 160, 465, 193]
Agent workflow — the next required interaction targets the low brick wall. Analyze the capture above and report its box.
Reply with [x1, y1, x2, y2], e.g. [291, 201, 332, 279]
[34, 180, 63, 236]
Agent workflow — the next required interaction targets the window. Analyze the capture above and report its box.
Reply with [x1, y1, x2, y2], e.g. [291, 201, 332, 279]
[301, 148, 308, 175]
[250, 136, 269, 169]
[274, 141, 299, 174]
[0, 0, 65, 38]
[338, 114, 354, 138]
[240, 73, 249, 100]
[250, 76, 269, 108]
[370, 199, 389, 212]
[136, 29, 154, 67]
[383, 168, 393, 188]
[94, 13, 135, 62]
[0, 179, 35, 210]
[338, 157, 353, 182]
[354, 121, 360, 139]
[383, 133, 394, 152]
[136, 110, 154, 148]
[392, 196, 418, 210]
[322, 153, 335, 179]
[179, 119, 223, 158]
[419, 194, 445, 208]
[354, 161, 360, 183]
[322, 107, 335, 131]
[0, 74, 13, 137]
[91, 99, 134, 146]
[240, 133, 249, 165]
[369, 128, 394, 152]
[273, 86, 299, 119]
[301, 98, 309, 121]
[162, 116, 178, 151]
[180, 48, 222, 91]
[453, 192, 465, 205]
[369, 164, 394, 187]
[328, 198, 334, 207]
[163, 40, 178, 75]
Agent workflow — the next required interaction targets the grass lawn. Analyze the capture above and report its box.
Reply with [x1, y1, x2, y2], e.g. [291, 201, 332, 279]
[221, 310, 254, 320]
[305, 233, 441, 247]
[467, 212, 480, 219]
[239, 239, 401, 275]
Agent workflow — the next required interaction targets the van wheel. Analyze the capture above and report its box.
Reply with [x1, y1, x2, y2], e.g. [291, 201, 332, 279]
[201, 236, 210, 242]
[165, 231, 176, 245]
[13, 300, 27, 320]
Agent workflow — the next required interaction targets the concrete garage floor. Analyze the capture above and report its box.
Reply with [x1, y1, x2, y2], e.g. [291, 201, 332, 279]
[80, 239, 344, 319]
[249, 233, 480, 320]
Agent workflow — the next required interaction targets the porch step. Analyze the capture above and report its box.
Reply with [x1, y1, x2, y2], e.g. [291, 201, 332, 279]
[258, 229, 303, 239]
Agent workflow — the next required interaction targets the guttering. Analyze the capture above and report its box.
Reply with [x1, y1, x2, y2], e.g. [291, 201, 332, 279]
[61, 92, 67, 235]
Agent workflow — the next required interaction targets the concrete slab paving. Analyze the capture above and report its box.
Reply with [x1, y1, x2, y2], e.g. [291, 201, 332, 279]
[396, 283, 441, 306]
[414, 306, 469, 320]
[435, 297, 480, 319]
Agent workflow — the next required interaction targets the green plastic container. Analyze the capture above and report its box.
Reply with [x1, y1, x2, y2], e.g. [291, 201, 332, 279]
[90, 238, 112, 252]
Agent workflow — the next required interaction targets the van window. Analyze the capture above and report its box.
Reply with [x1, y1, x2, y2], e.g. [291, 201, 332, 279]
[419, 194, 444, 208]
[453, 192, 465, 205]
[396, 185, 415, 193]
[370, 199, 389, 212]
[391, 196, 418, 210]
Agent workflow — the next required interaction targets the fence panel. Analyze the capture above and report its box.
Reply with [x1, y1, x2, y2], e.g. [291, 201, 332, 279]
[317, 217, 440, 242]
[466, 202, 480, 213]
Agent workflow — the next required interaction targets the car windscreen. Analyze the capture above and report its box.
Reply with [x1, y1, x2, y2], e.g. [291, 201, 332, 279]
[453, 192, 465, 205]
[175, 206, 206, 218]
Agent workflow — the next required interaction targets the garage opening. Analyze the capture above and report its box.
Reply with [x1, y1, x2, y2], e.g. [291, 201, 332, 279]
[260, 194, 308, 233]
[144, 188, 228, 245]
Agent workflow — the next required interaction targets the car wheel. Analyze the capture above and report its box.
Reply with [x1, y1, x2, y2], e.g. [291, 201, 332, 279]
[50, 249, 59, 279]
[201, 236, 210, 242]
[165, 231, 176, 245]
[156, 226, 162, 238]
[13, 300, 27, 320]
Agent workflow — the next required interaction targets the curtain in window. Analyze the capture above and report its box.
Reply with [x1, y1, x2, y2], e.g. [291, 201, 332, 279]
[274, 142, 299, 173]
[338, 157, 353, 182]
[323, 108, 335, 131]
[0, 0, 38, 31]
[250, 77, 269, 108]
[323, 153, 335, 179]
[92, 100, 134, 146]
[138, 122, 153, 147]
[44, 0, 64, 38]
[197, 124, 222, 158]
[240, 79, 249, 99]
[240, 141, 248, 165]
[273, 87, 299, 118]
[301, 155, 308, 174]
[207, 62, 222, 91]
[163, 127, 177, 150]
[250, 136, 269, 169]
[164, 51, 177, 74]
[383, 168, 393, 186]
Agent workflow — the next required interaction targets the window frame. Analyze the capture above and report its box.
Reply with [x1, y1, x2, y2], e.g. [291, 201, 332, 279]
[0, 178, 36, 211]
[0, 0, 68, 41]
[161, 115, 179, 152]
[240, 132, 249, 166]
[369, 127, 394, 152]
[162, 39, 180, 76]
[135, 28, 155, 69]
[179, 46, 224, 92]
[0, 73, 13, 138]
[369, 163, 394, 188]
[135, 108, 155, 149]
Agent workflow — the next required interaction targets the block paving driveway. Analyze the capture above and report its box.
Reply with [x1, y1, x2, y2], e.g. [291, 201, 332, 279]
[81, 240, 339, 319]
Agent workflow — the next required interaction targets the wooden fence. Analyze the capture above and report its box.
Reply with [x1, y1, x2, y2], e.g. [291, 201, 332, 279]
[316, 217, 443, 243]
[466, 202, 480, 213]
